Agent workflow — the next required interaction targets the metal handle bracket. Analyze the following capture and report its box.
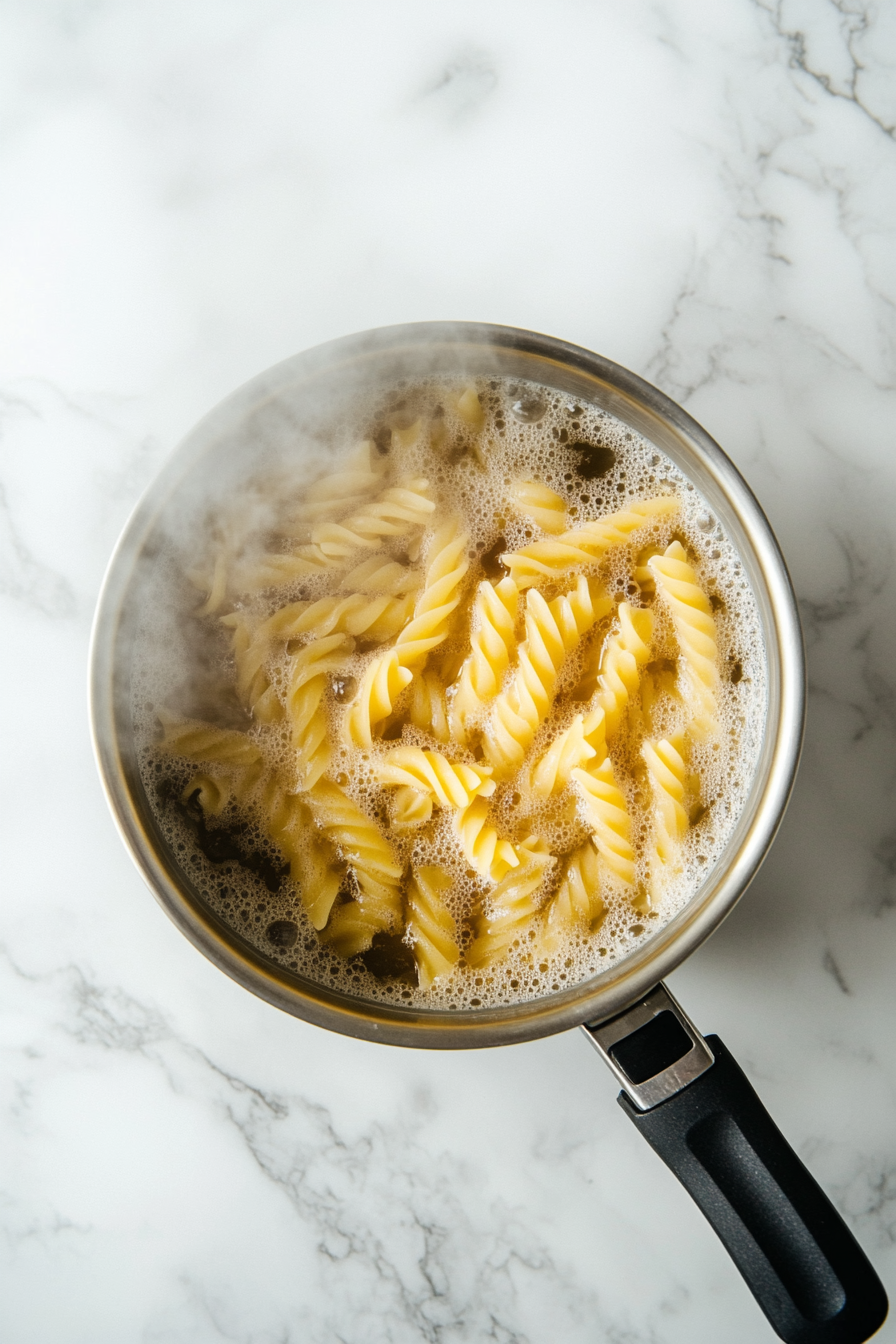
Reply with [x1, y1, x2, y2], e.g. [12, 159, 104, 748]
[581, 982, 715, 1111]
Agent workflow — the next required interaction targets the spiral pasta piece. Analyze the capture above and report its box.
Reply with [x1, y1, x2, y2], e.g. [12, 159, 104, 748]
[345, 650, 414, 748]
[157, 710, 263, 771]
[234, 478, 435, 595]
[595, 602, 654, 736]
[310, 477, 436, 560]
[450, 576, 519, 743]
[540, 840, 604, 955]
[511, 480, 567, 534]
[648, 541, 719, 739]
[238, 549, 337, 594]
[266, 792, 347, 931]
[466, 846, 555, 968]
[181, 773, 232, 817]
[391, 785, 433, 832]
[394, 520, 470, 669]
[290, 441, 385, 525]
[501, 497, 678, 587]
[376, 748, 495, 809]
[406, 668, 450, 743]
[305, 779, 403, 929]
[320, 903, 383, 958]
[285, 634, 354, 790]
[407, 866, 460, 989]
[483, 576, 608, 777]
[222, 595, 408, 727]
[642, 732, 689, 904]
[572, 758, 636, 885]
[339, 555, 423, 596]
[455, 796, 521, 882]
[217, 610, 279, 723]
[530, 709, 604, 798]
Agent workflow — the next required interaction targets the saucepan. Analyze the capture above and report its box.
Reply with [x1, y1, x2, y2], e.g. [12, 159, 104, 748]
[89, 323, 888, 1343]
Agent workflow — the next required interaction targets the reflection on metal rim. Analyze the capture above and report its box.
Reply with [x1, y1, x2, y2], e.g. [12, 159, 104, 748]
[89, 322, 806, 1049]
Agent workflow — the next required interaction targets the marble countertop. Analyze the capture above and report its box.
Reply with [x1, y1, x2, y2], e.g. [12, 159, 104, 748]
[3, 2, 896, 1341]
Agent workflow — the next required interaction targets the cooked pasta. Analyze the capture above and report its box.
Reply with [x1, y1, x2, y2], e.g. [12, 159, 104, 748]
[483, 576, 608, 776]
[406, 668, 451, 743]
[501, 497, 678, 587]
[192, 551, 228, 617]
[320, 902, 385, 958]
[648, 541, 719, 738]
[157, 709, 263, 771]
[572, 757, 636, 886]
[455, 385, 484, 428]
[511, 480, 567, 534]
[231, 477, 435, 599]
[466, 845, 555, 968]
[375, 748, 495, 809]
[455, 796, 522, 882]
[406, 866, 460, 988]
[596, 602, 654, 736]
[284, 634, 354, 790]
[540, 840, 603, 955]
[267, 793, 346, 931]
[181, 772, 231, 817]
[305, 778, 403, 930]
[148, 371, 759, 999]
[339, 555, 423, 596]
[291, 441, 385, 525]
[530, 709, 604, 798]
[345, 650, 414, 748]
[449, 576, 519, 744]
[642, 731, 690, 904]
[393, 519, 470, 668]
[391, 785, 433, 832]
[310, 477, 436, 560]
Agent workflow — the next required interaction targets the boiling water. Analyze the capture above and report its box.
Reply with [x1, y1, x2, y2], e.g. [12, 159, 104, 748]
[133, 375, 766, 1009]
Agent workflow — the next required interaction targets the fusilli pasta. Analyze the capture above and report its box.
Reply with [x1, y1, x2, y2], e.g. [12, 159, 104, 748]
[572, 757, 636, 885]
[286, 634, 354, 791]
[406, 866, 460, 988]
[483, 576, 608, 776]
[540, 840, 603, 955]
[345, 650, 414, 748]
[530, 707, 606, 798]
[305, 778, 403, 933]
[466, 845, 555, 968]
[501, 497, 678, 587]
[595, 602, 654, 735]
[455, 796, 521, 882]
[290, 441, 385, 525]
[157, 710, 263, 771]
[511, 480, 567, 534]
[642, 731, 689, 904]
[449, 576, 519, 744]
[648, 541, 719, 738]
[375, 748, 495, 809]
[406, 668, 451, 743]
[393, 520, 470, 668]
[267, 793, 347, 930]
[391, 785, 433, 832]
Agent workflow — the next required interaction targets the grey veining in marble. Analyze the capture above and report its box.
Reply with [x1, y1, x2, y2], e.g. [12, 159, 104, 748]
[2, 2, 895, 1340]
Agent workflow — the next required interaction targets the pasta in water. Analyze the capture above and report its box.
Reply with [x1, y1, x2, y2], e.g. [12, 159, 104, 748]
[135, 375, 766, 1009]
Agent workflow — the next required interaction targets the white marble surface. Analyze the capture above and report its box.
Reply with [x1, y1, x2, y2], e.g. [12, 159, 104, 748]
[2, 2, 896, 1340]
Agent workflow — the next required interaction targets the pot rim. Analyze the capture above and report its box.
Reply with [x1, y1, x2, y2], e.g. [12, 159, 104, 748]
[89, 321, 805, 1048]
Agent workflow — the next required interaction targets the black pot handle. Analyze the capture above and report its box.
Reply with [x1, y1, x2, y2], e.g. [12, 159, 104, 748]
[582, 984, 888, 1344]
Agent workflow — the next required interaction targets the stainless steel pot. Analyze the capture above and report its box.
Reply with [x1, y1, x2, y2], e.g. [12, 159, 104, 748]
[90, 323, 887, 1344]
